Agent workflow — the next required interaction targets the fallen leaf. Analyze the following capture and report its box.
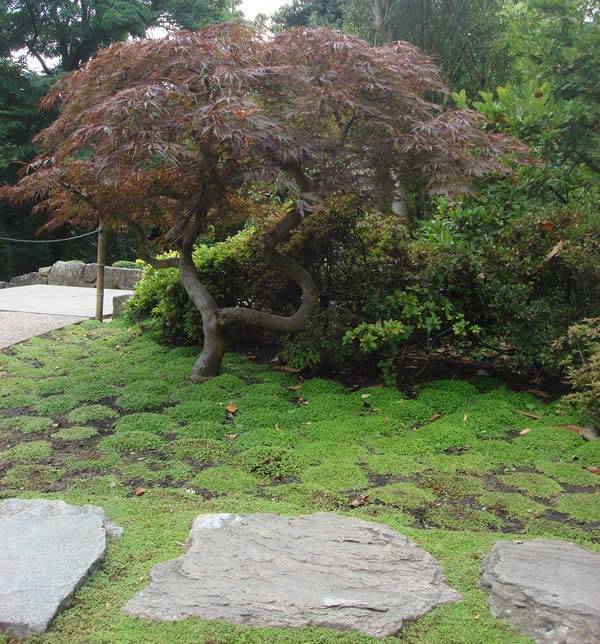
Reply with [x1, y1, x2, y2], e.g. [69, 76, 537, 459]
[350, 494, 369, 507]
[51, 422, 60, 428]
[361, 393, 371, 399]
[538, 220, 556, 232]
[134, 487, 146, 497]
[545, 239, 564, 261]
[585, 466, 600, 476]
[288, 383, 302, 391]
[520, 410, 541, 420]
[226, 433, 237, 440]
[519, 428, 532, 436]
[428, 412, 444, 422]
[225, 403, 238, 414]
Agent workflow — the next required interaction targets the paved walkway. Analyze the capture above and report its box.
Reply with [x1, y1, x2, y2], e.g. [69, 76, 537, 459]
[0, 285, 132, 348]
[0, 312, 86, 349]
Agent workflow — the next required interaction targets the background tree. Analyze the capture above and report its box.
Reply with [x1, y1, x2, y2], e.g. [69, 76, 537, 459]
[272, 0, 344, 30]
[272, 0, 511, 93]
[503, 0, 600, 175]
[0, 58, 62, 276]
[0, 0, 238, 280]
[2, 24, 523, 379]
[0, 0, 237, 74]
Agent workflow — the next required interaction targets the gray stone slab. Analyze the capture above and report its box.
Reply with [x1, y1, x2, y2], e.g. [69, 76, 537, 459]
[0, 311, 85, 348]
[104, 266, 141, 290]
[124, 512, 461, 638]
[9, 271, 47, 287]
[0, 499, 121, 637]
[479, 539, 600, 643]
[0, 284, 132, 317]
[112, 293, 132, 317]
[47, 260, 85, 286]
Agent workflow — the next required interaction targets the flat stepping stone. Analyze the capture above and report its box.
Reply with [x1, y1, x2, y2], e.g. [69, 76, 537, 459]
[124, 512, 461, 638]
[0, 499, 121, 637]
[479, 539, 600, 643]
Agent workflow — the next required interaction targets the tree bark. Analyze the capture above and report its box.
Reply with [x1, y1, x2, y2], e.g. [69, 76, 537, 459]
[178, 243, 226, 381]
[173, 209, 320, 380]
[190, 314, 228, 381]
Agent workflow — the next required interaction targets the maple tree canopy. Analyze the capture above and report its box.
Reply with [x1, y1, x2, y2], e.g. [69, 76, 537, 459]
[2, 22, 526, 379]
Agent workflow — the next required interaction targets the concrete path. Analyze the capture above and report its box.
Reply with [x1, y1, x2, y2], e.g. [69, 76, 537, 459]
[0, 285, 132, 348]
[0, 285, 131, 317]
[0, 312, 86, 349]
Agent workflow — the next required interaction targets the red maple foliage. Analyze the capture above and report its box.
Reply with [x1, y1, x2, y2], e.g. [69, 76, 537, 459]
[1, 23, 526, 379]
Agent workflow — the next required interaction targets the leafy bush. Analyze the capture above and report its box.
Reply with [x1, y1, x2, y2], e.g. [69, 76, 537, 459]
[112, 260, 139, 269]
[556, 319, 600, 433]
[129, 185, 599, 383]
[129, 228, 271, 346]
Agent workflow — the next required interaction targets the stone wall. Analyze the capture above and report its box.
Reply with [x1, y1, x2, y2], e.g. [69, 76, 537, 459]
[0, 261, 142, 291]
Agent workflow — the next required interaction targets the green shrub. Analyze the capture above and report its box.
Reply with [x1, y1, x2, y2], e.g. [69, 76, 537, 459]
[112, 260, 139, 269]
[556, 319, 600, 434]
[129, 229, 267, 345]
[127, 184, 600, 383]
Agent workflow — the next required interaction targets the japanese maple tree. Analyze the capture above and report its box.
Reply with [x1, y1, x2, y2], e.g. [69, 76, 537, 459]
[2, 22, 525, 380]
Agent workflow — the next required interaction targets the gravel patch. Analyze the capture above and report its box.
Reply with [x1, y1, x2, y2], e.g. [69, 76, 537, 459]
[0, 312, 85, 349]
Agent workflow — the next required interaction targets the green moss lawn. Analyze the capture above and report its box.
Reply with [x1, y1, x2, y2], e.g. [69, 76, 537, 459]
[1, 319, 599, 643]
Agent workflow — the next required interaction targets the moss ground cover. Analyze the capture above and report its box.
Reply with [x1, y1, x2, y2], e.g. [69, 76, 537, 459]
[0, 319, 599, 643]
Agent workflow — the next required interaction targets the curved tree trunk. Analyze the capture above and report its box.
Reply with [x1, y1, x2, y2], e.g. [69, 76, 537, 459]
[178, 244, 228, 381]
[190, 314, 228, 381]
[176, 209, 320, 380]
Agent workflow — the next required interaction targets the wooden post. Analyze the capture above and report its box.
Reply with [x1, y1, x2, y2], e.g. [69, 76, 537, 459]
[95, 222, 106, 321]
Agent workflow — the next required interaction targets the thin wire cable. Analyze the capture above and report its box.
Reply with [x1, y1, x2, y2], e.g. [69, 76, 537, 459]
[0, 228, 100, 243]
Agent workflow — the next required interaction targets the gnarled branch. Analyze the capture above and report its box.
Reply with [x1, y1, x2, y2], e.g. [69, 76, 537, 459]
[129, 221, 179, 269]
[219, 205, 320, 332]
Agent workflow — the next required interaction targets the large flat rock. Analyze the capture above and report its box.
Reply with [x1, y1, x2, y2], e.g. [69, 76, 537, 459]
[0, 499, 121, 637]
[479, 539, 600, 643]
[124, 512, 461, 638]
